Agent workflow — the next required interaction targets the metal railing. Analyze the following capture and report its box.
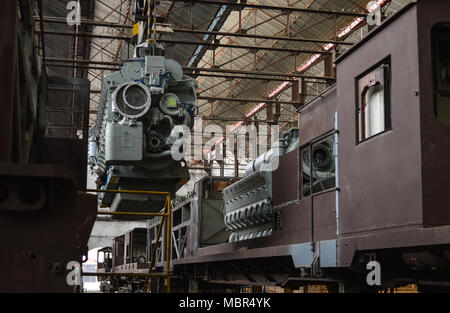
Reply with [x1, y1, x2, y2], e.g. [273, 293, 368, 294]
[82, 189, 172, 293]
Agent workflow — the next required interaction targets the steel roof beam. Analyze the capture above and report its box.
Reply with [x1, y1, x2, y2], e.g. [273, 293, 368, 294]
[45, 63, 328, 82]
[171, 27, 354, 45]
[158, 38, 330, 54]
[186, 73, 298, 82]
[36, 17, 353, 45]
[197, 96, 302, 106]
[184, 66, 334, 80]
[37, 30, 332, 55]
[180, 0, 367, 17]
[44, 57, 334, 80]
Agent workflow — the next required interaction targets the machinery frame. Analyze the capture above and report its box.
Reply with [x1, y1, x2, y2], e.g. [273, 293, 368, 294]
[82, 189, 172, 293]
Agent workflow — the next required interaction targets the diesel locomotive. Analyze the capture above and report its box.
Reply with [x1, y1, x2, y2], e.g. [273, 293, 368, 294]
[96, 0, 450, 293]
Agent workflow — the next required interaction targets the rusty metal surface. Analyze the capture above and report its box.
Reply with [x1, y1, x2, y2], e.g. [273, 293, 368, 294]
[36, 77, 90, 191]
[0, 2, 97, 292]
[416, 0, 450, 227]
[0, 163, 74, 180]
[337, 4, 423, 236]
[0, 163, 97, 292]
[37, 139, 89, 191]
[0, 0, 18, 162]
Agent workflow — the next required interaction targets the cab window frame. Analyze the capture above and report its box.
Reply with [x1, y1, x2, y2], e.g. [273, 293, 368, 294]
[355, 56, 392, 144]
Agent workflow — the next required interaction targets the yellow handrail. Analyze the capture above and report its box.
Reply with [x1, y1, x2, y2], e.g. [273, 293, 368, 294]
[82, 188, 172, 293]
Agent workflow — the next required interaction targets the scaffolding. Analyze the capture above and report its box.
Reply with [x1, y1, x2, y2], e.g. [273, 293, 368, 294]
[82, 189, 172, 293]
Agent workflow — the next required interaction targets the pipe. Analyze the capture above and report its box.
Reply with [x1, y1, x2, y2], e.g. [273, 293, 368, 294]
[37, 0, 46, 69]
[163, 115, 174, 130]
[335, 112, 340, 236]
[182, 110, 191, 127]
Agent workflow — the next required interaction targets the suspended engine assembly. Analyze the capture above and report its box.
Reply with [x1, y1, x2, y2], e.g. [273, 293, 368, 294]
[89, 45, 197, 217]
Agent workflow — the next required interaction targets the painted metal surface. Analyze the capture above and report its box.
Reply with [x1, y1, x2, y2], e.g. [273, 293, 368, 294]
[171, 1, 450, 284]
[416, 0, 450, 227]
[335, 0, 450, 267]
[298, 86, 337, 146]
[337, 4, 423, 236]
[88, 53, 194, 216]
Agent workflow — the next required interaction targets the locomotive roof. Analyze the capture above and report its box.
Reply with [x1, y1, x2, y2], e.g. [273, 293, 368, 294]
[335, 1, 417, 65]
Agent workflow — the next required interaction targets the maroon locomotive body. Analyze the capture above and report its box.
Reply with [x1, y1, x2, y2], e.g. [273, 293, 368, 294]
[168, 0, 450, 292]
